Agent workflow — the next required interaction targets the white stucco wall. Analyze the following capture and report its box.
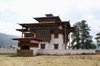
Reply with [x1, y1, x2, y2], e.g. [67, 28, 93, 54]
[30, 47, 39, 56]
[49, 34, 63, 49]
[39, 34, 64, 49]
[0, 49, 96, 56]
[38, 49, 96, 55]
[0, 49, 17, 54]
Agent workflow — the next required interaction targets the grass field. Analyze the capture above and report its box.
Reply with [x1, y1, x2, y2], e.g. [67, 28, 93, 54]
[0, 54, 100, 66]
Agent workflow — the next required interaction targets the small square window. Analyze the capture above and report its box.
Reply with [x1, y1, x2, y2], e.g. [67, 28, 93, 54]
[54, 44, 59, 49]
[41, 44, 45, 49]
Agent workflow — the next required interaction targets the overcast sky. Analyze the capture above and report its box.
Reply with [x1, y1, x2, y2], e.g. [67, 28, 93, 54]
[0, 0, 100, 42]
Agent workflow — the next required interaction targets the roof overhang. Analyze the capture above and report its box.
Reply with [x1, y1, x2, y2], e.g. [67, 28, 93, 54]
[16, 29, 27, 32]
[12, 37, 43, 41]
[17, 21, 71, 29]
[33, 16, 61, 22]
[19, 23, 58, 27]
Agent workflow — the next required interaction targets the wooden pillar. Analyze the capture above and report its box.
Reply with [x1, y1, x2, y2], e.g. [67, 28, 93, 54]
[65, 24, 66, 49]
[69, 20, 71, 49]
[22, 26, 24, 38]
[69, 33, 70, 49]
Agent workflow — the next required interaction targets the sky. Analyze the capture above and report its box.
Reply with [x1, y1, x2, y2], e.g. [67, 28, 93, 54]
[0, 0, 100, 42]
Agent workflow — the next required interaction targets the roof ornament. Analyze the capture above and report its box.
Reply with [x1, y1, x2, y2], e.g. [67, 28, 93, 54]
[45, 14, 53, 17]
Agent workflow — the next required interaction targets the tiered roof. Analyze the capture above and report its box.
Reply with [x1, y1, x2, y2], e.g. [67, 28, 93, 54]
[16, 14, 74, 32]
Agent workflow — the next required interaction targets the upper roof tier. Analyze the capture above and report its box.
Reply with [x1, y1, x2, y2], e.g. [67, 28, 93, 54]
[33, 14, 61, 23]
[18, 14, 72, 28]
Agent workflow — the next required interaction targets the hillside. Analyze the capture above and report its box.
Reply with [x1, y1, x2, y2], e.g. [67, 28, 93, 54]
[0, 33, 20, 48]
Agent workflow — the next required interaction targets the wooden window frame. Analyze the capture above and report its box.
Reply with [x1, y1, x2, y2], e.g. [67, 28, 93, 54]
[54, 30, 58, 38]
[41, 44, 45, 49]
[54, 44, 59, 49]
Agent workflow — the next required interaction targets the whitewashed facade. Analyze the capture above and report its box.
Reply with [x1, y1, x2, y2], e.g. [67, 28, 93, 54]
[39, 34, 64, 49]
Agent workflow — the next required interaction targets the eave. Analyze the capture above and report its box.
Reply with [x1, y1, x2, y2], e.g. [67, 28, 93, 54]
[16, 29, 27, 32]
[12, 37, 43, 41]
[33, 16, 61, 22]
[19, 23, 59, 27]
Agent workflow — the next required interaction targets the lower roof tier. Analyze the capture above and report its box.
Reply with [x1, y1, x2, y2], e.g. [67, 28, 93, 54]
[12, 37, 43, 41]
[19, 21, 70, 28]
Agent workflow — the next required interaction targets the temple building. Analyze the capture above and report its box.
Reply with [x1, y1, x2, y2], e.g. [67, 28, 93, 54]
[12, 14, 74, 56]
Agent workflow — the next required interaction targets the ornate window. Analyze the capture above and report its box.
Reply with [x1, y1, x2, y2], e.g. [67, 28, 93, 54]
[36, 30, 50, 37]
[24, 34, 34, 37]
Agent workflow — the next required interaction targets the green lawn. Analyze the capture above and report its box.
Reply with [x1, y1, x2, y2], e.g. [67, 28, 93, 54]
[0, 54, 100, 66]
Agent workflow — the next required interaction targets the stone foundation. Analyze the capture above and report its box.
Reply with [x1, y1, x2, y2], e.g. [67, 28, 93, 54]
[17, 50, 33, 56]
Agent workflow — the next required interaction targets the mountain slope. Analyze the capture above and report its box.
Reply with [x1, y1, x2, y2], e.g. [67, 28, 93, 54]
[0, 33, 20, 48]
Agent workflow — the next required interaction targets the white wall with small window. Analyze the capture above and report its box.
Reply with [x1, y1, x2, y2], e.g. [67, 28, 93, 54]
[38, 34, 64, 49]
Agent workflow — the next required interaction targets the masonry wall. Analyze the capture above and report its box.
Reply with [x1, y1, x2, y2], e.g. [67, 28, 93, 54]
[38, 49, 96, 55]
[0, 49, 17, 54]
[0, 49, 96, 55]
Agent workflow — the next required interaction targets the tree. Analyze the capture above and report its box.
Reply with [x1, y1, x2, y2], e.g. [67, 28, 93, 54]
[85, 40, 96, 49]
[0, 44, 1, 48]
[71, 22, 81, 49]
[95, 32, 100, 49]
[71, 20, 96, 49]
[80, 20, 92, 49]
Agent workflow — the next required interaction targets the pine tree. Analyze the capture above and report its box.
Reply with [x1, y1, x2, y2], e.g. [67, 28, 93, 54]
[80, 20, 91, 49]
[71, 22, 81, 49]
[95, 32, 100, 49]
[71, 20, 96, 49]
